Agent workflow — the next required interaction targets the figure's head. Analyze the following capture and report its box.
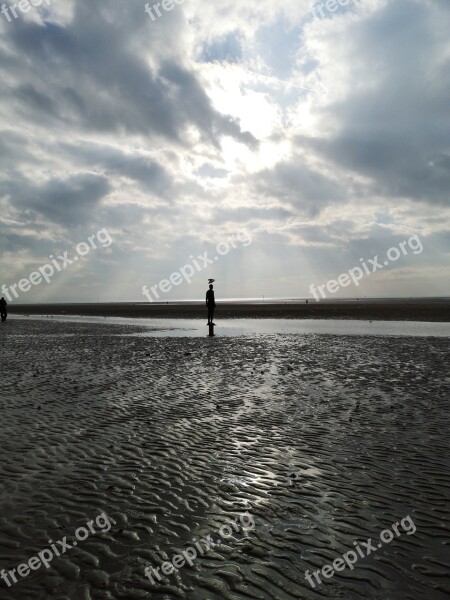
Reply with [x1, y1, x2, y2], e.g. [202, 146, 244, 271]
[209, 284, 213, 289]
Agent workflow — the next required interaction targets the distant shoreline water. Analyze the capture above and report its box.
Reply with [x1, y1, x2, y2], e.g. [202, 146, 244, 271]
[8, 314, 450, 338]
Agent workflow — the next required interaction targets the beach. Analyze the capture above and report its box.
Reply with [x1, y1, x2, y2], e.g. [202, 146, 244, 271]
[0, 316, 449, 599]
[2, 0, 449, 598]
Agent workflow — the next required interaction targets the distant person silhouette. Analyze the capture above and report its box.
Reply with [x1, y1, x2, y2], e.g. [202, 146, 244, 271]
[0, 297, 7, 322]
[206, 284, 215, 325]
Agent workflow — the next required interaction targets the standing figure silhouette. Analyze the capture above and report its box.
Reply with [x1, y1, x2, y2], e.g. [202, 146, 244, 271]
[0, 297, 7, 322]
[206, 284, 215, 326]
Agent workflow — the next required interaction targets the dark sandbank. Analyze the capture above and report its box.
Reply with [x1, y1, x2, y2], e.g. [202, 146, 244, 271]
[7, 298, 450, 321]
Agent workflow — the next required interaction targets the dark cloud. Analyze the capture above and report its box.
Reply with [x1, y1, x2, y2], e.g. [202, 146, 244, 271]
[299, 133, 450, 206]
[4, 1, 256, 147]
[4, 173, 110, 226]
[298, 0, 450, 206]
[254, 160, 346, 217]
[60, 142, 173, 197]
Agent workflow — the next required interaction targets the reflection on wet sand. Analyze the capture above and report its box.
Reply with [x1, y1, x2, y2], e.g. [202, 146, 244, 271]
[0, 318, 448, 599]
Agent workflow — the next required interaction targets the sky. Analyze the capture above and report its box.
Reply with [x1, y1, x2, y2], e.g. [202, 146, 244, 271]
[0, 0, 449, 303]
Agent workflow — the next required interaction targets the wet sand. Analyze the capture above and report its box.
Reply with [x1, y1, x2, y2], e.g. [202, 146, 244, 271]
[0, 318, 449, 599]
[7, 298, 450, 321]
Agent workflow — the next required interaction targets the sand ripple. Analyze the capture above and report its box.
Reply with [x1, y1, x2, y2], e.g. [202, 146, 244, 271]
[0, 319, 449, 599]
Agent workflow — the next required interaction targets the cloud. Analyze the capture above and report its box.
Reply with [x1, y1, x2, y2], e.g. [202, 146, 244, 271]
[0, 0, 448, 300]
[4, 1, 257, 148]
[254, 158, 347, 217]
[60, 142, 174, 197]
[299, 0, 450, 206]
[3, 173, 111, 226]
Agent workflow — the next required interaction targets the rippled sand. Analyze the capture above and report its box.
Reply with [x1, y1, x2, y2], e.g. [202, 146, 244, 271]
[0, 319, 449, 599]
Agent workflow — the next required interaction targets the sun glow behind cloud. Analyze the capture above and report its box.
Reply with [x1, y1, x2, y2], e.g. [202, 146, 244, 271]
[0, 0, 448, 301]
